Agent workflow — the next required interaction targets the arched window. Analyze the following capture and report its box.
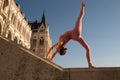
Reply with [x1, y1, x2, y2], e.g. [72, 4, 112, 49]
[40, 37, 44, 46]
[14, 37, 18, 43]
[7, 31, 12, 40]
[3, 0, 9, 10]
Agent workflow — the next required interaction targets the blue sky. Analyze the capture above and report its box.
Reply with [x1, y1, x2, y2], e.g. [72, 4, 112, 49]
[15, 0, 120, 68]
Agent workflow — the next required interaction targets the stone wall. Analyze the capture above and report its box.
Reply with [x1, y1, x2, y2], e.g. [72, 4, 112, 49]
[0, 36, 120, 80]
[0, 36, 65, 80]
[65, 67, 120, 80]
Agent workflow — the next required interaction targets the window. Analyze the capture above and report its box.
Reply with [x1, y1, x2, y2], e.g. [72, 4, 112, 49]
[33, 29, 38, 32]
[40, 29, 44, 32]
[3, 0, 9, 10]
[14, 37, 18, 43]
[40, 26, 45, 32]
[39, 37, 44, 46]
[7, 31, 12, 40]
[33, 49, 35, 52]
[33, 39, 37, 47]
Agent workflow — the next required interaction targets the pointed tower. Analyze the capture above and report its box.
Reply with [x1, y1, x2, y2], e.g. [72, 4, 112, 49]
[41, 12, 46, 26]
[30, 12, 52, 58]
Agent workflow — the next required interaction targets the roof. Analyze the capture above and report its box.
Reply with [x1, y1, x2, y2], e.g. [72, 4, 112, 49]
[29, 12, 47, 30]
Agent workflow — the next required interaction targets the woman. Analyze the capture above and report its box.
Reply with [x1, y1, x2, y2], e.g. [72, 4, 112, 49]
[46, 1, 94, 68]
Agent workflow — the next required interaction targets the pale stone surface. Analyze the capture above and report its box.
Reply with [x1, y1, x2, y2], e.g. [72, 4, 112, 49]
[0, 36, 65, 80]
[0, 0, 32, 49]
[0, 36, 120, 80]
[65, 67, 120, 80]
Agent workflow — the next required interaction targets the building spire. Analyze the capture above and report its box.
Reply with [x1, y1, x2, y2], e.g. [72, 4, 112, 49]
[41, 11, 46, 27]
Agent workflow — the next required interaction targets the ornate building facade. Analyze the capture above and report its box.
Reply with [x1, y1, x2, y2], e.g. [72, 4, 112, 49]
[30, 13, 52, 58]
[0, 0, 52, 58]
[0, 0, 32, 49]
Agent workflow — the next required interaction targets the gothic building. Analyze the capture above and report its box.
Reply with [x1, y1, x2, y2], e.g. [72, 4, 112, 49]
[0, 0, 32, 49]
[0, 0, 52, 58]
[29, 13, 52, 58]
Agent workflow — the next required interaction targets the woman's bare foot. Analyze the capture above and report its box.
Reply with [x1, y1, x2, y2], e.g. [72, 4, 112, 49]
[89, 64, 95, 68]
[82, 1, 85, 7]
